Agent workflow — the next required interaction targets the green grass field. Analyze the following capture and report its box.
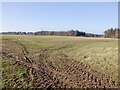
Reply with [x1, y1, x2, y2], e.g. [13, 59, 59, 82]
[2, 35, 118, 88]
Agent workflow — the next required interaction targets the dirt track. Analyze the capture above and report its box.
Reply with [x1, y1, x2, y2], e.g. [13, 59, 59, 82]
[2, 40, 118, 89]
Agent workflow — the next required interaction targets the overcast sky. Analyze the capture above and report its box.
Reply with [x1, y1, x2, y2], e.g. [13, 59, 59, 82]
[2, 2, 118, 34]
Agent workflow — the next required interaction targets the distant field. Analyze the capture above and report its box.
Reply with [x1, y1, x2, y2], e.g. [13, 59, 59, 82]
[2, 35, 118, 88]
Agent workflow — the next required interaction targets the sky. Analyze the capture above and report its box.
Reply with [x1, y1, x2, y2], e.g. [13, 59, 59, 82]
[2, 2, 118, 34]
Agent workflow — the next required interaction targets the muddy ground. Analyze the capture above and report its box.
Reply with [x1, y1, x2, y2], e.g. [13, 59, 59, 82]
[2, 38, 118, 89]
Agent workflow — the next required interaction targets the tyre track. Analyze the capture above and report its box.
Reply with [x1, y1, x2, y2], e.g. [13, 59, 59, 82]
[3, 39, 118, 88]
[32, 48, 118, 88]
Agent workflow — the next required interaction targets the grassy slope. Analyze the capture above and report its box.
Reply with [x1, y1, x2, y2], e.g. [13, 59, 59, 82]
[2, 35, 118, 87]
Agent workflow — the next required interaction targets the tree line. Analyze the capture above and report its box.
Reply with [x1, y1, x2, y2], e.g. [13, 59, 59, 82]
[35, 30, 86, 36]
[104, 28, 120, 38]
[2, 28, 120, 38]
[1, 30, 103, 37]
[1, 31, 34, 35]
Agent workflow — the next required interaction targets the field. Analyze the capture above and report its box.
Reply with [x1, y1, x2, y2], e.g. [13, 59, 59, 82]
[1, 35, 118, 88]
